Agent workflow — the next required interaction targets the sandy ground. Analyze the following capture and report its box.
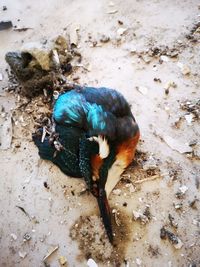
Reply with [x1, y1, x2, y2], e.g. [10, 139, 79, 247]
[0, 0, 200, 266]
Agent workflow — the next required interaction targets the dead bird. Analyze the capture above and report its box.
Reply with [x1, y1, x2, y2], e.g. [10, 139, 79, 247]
[33, 86, 140, 243]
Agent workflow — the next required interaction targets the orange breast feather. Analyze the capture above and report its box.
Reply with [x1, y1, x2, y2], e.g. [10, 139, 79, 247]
[116, 130, 140, 167]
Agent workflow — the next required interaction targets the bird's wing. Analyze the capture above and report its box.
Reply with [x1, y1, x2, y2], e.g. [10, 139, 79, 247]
[32, 126, 84, 178]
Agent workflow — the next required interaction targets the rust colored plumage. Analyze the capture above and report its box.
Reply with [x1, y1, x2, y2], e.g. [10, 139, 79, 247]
[116, 130, 140, 167]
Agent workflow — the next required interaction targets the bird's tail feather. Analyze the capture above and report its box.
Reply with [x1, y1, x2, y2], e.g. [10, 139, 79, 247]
[97, 188, 113, 243]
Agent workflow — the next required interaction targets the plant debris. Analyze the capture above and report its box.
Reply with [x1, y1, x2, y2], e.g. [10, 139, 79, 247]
[16, 206, 31, 220]
[132, 207, 151, 224]
[13, 27, 33, 32]
[168, 214, 178, 228]
[43, 245, 59, 262]
[176, 185, 188, 198]
[136, 86, 148, 95]
[180, 99, 200, 121]
[160, 227, 183, 249]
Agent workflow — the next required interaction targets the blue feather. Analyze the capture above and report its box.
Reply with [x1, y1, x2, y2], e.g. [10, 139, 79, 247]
[53, 87, 137, 140]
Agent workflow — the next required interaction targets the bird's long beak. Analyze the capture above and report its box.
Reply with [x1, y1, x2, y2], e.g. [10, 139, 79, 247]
[97, 188, 113, 243]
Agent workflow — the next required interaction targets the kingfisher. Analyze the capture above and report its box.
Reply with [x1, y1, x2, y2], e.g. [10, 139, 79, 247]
[33, 86, 140, 243]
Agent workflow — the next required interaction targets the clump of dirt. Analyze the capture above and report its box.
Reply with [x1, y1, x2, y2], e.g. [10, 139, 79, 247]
[180, 99, 200, 121]
[70, 211, 131, 265]
[5, 35, 81, 97]
[186, 21, 200, 42]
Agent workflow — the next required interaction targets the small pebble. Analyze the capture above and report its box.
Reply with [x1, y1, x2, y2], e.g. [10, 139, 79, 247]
[10, 233, 17, 240]
[19, 251, 27, 259]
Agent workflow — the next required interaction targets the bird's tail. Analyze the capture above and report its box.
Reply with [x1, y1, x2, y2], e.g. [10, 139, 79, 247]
[97, 188, 113, 243]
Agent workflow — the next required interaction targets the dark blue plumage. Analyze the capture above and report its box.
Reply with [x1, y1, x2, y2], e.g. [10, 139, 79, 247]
[53, 86, 138, 141]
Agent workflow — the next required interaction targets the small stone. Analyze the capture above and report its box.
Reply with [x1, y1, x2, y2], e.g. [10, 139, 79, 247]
[136, 258, 142, 265]
[160, 227, 183, 249]
[153, 65, 158, 71]
[113, 189, 122, 195]
[154, 77, 161, 83]
[173, 202, 183, 210]
[184, 114, 194, 125]
[10, 233, 17, 240]
[100, 34, 110, 43]
[19, 251, 27, 258]
[59, 256, 67, 266]
[165, 88, 169, 95]
[107, 10, 118, 14]
[141, 55, 151, 64]
[125, 183, 136, 193]
[87, 258, 98, 267]
[160, 55, 169, 62]
[173, 238, 183, 249]
[177, 62, 191, 75]
[189, 198, 198, 209]
[142, 157, 157, 171]
[132, 210, 149, 224]
[178, 185, 188, 195]
[0, 73, 3, 81]
[117, 27, 127, 36]
[163, 81, 177, 90]
[23, 233, 31, 242]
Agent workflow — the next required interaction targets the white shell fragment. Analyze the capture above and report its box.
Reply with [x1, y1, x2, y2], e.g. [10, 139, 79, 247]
[177, 62, 191, 75]
[132, 210, 149, 224]
[184, 114, 194, 125]
[163, 135, 192, 154]
[136, 258, 142, 265]
[160, 55, 169, 62]
[10, 233, 17, 240]
[87, 258, 98, 267]
[19, 251, 27, 258]
[173, 238, 183, 249]
[163, 81, 177, 90]
[117, 27, 127, 36]
[113, 189, 122, 195]
[0, 73, 3, 81]
[178, 185, 188, 195]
